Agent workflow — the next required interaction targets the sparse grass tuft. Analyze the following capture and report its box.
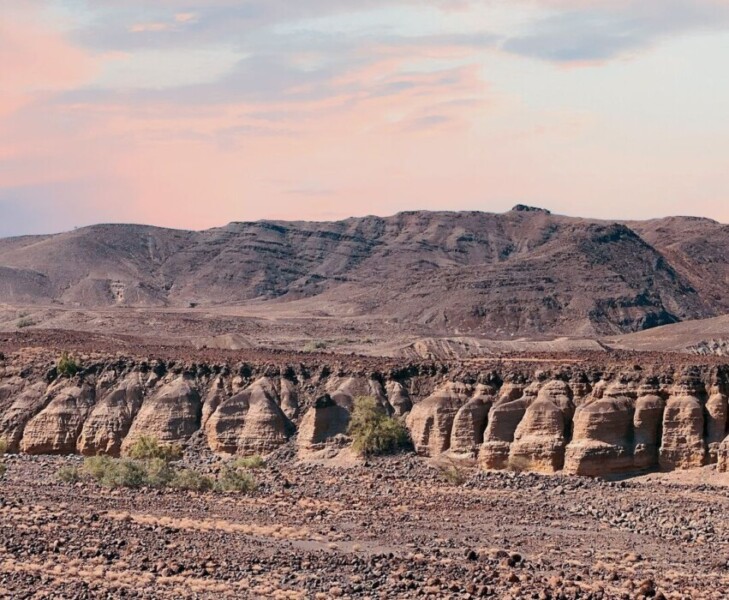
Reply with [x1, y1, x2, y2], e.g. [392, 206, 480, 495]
[57, 464, 81, 484]
[437, 458, 466, 486]
[303, 340, 328, 352]
[0, 438, 8, 455]
[126, 435, 182, 462]
[0, 463, 6, 479]
[233, 455, 265, 470]
[348, 396, 410, 457]
[57, 352, 79, 377]
[217, 462, 257, 493]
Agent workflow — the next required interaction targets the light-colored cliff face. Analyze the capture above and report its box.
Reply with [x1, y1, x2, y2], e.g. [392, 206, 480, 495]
[77, 373, 145, 456]
[406, 382, 470, 456]
[121, 377, 201, 453]
[659, 381, 707, 471]
[447, 385, 495, 457]
[509, 381, 574, 473]
[632, 385, 665, 471]
[297, 394, 351, 456]
[205, 378, 294, 456]
[563, 382, 636, 476]
[21, 384, 96, 455]
[3, 357, 729, 478]
[0, 381, 49, 451]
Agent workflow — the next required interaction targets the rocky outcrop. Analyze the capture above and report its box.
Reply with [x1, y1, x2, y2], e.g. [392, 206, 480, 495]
[325, 377, 389, 412]
[563, 382, 635, 476]
[705, 385, 727, 463]
[407, 382, 469, 456]
[201, 376, 229, 428]
[659, 381, 707, 471]
[632, 383, 665, 471]
[509, 381, 573, 473]
[122, 377, 201, 452]
[447, 385, 495, 457]
[0, 381, 48, 451]
[206, 378, 294, 456]
[3, 352, 729, 478]
[77, 373, 145, 456]
[387, 381, 412, 416]
[297, 394, 351, 456]
[479, 384, 527, 470]
[279, 378, 299, 420]
[21, 385, 96, 455]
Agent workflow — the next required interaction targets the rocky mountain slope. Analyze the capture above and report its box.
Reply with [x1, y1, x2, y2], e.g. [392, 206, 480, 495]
[3, 336, 729, 478]
[2, 206, 728, 337]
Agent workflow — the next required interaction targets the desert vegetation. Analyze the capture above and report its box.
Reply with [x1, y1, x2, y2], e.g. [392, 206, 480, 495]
[348, 396, 410, 457]
[56, 437, 259, 493]
[56, 351, 79, 377]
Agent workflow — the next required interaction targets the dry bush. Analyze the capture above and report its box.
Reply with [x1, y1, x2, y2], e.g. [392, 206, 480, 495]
[437, 458, 466, 486]
[57, 464, 81, 483]
[348, 396, 409, 457]
[233, 455, 265, 470]
[126, 435, 182, 462]
[169, 468, 214, 491]
[217, 462, 257, 493]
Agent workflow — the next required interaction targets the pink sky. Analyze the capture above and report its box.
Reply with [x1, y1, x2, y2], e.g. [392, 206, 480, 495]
[2, 1, 729, 236]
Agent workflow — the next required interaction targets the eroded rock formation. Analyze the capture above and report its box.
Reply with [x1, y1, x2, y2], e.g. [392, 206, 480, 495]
[2, 350, 729, 477]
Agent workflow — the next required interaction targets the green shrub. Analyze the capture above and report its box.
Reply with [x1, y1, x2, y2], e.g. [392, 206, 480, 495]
[0, 438, 8, 455]
[217, 463, 257, 493]
[144, 457, 175, 487]
[82, 455, 115, 480]
[100, 459, 148, 488]
[126, 435, 182, 462]
[233, 455, 265, 470]
[170, 468, 214, 491]
[16, 317, 34, 329]
[57, 352, 79, 377]
[57, 465, 81, 483]
[348, 396, 410, 457]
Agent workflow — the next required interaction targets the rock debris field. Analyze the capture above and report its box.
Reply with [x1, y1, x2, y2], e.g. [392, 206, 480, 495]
[2, 454, 729, 599]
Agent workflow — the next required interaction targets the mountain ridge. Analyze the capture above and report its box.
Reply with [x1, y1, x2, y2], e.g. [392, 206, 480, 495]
[1, 206, 728, 338]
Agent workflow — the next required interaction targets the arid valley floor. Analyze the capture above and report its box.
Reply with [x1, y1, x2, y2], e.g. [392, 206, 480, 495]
[4, 454, 729, 599]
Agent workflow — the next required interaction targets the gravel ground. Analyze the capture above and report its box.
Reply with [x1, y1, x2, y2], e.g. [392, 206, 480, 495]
[1, 454, 729, 599]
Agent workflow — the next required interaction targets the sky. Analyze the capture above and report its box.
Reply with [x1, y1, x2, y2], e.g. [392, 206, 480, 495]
[1, 0, 729, 237]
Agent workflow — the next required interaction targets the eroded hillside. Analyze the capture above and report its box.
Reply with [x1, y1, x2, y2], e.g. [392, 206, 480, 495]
[2, 207, 728, 337]
[3, 333, 729, 479]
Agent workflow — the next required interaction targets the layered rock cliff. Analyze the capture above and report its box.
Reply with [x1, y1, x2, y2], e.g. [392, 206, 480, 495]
[3, 347, 729, 477]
